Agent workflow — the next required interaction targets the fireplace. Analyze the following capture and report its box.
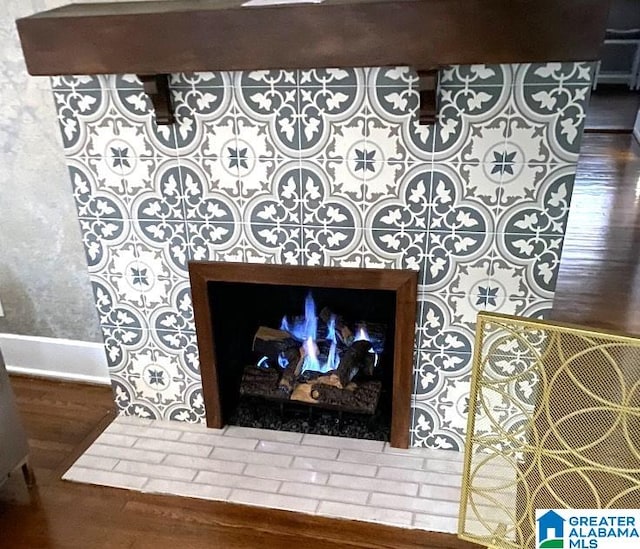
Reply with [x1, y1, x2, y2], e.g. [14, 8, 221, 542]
[17, 45, 598, 450]
[37, 60, 597, 451]
[190, 262, 417, 448]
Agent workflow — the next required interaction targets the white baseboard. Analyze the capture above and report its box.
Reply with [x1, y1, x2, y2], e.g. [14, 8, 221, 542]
[0, 333, 110, 385]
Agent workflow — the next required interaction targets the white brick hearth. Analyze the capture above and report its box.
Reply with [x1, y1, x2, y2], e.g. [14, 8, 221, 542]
[64, 415, 465, 532]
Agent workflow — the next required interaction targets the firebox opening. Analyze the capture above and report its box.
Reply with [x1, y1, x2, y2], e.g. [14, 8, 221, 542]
[207, 281, 397, 441]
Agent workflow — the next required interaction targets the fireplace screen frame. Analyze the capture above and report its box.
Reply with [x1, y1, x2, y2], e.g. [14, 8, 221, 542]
[189, 261, 417, 448]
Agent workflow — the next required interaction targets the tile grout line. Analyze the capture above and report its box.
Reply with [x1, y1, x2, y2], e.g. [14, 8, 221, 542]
[68, 418, 472, 532]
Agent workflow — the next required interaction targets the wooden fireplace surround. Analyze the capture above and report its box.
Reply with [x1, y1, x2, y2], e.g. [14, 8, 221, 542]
[16, 0, 611, 126]
[189, 262, 418, 449]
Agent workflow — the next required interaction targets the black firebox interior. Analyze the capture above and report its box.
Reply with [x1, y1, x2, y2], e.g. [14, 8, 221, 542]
[207, 281, 397, 441]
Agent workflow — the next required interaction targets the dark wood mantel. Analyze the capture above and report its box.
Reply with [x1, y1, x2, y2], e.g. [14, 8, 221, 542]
[18, 0, 611, 76]
[16, 0, 611, 125]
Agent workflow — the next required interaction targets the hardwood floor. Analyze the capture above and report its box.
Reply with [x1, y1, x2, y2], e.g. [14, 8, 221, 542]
[584, 86, 640, 133]
[551, 133, 640, 334]
[2, 133, 639, 548]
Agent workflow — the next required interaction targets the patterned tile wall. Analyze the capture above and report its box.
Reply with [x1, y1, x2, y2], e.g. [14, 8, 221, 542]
[51, 63, 594, 449]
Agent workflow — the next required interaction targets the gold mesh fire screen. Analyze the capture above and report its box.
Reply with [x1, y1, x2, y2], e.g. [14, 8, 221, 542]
[458, 312, 640, 549]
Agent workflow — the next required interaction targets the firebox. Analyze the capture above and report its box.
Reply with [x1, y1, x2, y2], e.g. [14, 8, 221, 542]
[189, 262, 417, 448]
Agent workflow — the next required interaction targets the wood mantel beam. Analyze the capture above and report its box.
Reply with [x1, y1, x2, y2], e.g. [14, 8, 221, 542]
[16, 0, 611, 125]
[17, 0, 611, 76]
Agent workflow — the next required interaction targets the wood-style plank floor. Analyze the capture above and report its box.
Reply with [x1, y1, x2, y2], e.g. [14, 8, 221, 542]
[584, 86, 640, 133]
[2, 133, 639, 548]
[551, 133, 640, 334]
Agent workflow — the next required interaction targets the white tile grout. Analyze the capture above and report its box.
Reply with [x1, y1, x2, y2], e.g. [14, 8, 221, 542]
[256, 440, 339, 460]
[336, 448, 426, 470]
[66, 416, 470, 533]
[291, 456, 378, 478]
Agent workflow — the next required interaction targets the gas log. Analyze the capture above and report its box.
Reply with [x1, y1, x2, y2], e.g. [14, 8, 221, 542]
[252, 325, 377, 389]
[356, 323, 386, 352]
[240, 366, 382, 415]
[251, 327, 301, 396]
[319, 307, 353, 344]
[336, 339, 375, 388]
[252, 327, 299, 362]
[310, 380, 381, 414]
[240, 365, 282, 399]
[244, 312, 384, 414]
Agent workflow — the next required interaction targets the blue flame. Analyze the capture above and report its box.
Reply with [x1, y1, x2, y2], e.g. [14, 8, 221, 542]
[369, 347, 379, 368]
[284, 294, 345, 375]
[325, 342, 338, 372]
[277, 352, 289, 369]
[257, 356, 270, 369]
[354, 325, 370, 342]
[327, 314, 336, 342]
[301, 336, 320, 373]
[280, 292, 319, 341]
[278, 299, 382, 376]
[326, 315, 340, 371]
[303, 292, 317, 340]
[280, 316, 290, 332]
[301, 314, 341, 374]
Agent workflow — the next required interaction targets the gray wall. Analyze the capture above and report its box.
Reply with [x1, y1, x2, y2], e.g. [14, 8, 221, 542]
[0, 0, 167, 342]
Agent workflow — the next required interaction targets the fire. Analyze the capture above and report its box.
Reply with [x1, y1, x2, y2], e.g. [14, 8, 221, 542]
[280, 292, 318, 341]
[326, 314, 340, 371]
[280, 293, 342, 375]
[280, 316, 290, 332]
[279, 294, 379, 376]
[254, 289, 386, 398]
[303, 292, 317, 340]
[277, 352, 289, 368]
[354, 326, 370, 342]
[301, 336, 320, 373]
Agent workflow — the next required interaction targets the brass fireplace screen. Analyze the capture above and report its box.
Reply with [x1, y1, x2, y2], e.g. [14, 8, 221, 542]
[458, 312, 640, 549]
